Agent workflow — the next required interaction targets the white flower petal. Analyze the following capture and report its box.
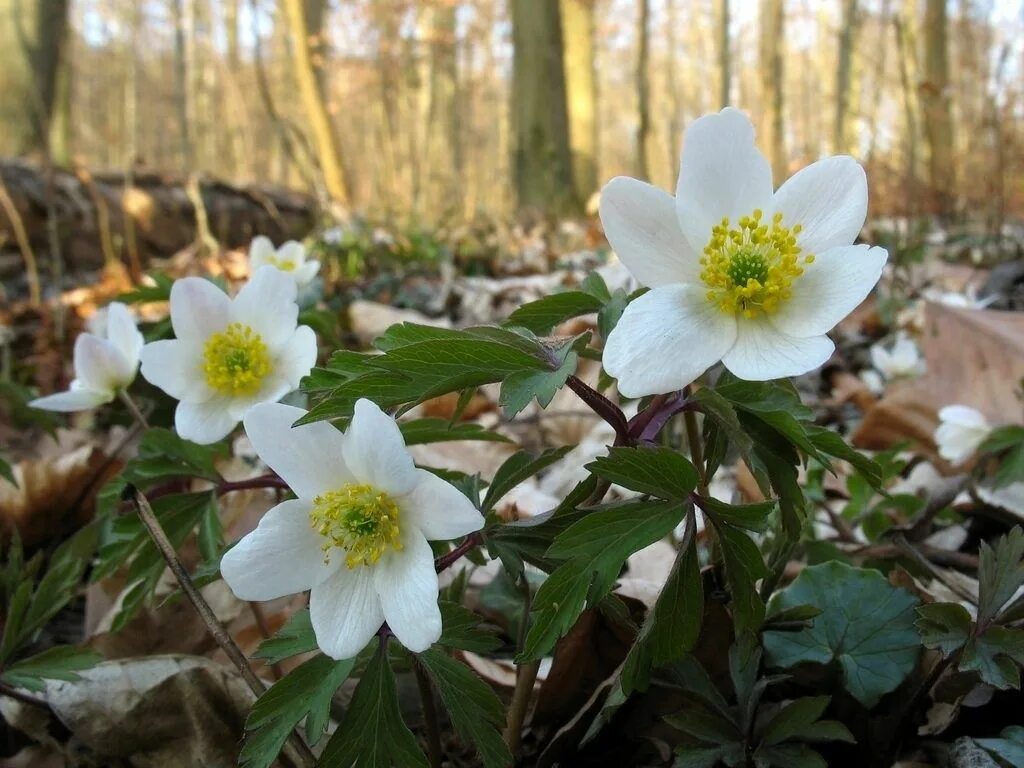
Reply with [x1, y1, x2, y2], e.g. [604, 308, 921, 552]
[294, 260, 320, 286]
[274, 324, 317, 389]
[675, 108, 774, 255]
[598, 176, 700, 287]
[769, 244, 888, 338]
[249, 235, 275, 269]
[772, 155, 868, 254]
[220, 499, 333, 600]
[29, 386, 111, 412]
[231, 266, 299, 351]
[105, 302, 144, 370]
[402, 469, 484, 541]
[242, 402, 351, 499]
[75, 334, 132, 391]
[226, 378, 293, 421]
[722, 319, 835, 381]
[603, 285, 737, 397]
[373, 530, 441, 653]
[343, 398, 418, 496]
[170, 277, 230, 342]
[175, 397, 239, 444]
[310, 566, 383, 660]
[277, 241, 306, 266]
[138, 339, 214, 402]
[938, 405, 988, 429]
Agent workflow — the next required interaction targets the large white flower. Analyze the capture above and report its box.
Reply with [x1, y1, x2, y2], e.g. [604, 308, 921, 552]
[935, 405, 991, 465]
[600, 108, 888, 397]
[249, 236, 320, 286]
[870, 332, 925, 381]
[221, 399, 484, 659]
[30, 302, 143, 412]
[138, 266, 316, 444]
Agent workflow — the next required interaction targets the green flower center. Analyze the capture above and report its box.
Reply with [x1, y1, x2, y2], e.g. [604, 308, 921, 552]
[309, 483, 402, 568]
[202, 323, 272, 396]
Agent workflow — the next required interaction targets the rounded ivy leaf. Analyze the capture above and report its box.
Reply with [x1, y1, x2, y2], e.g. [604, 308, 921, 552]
[762, 561, 920, 707]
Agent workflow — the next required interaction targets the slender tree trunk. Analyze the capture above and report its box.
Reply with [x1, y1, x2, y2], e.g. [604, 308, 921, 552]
[666, 0, 682, 172]
[282, 0, 350, 206]
[561, 0, 598, 199]
[834, 0, 860, 154]
[894, 7, 919, 217]
[717, 0, 731, 108]
[759, 0, 786, 182]
[171, 0, 193, 169]
[921, 0, 955, 217]
[510, 0, 577, 215]
[634, 0, 651, 179]
[427, 2, 460, 210]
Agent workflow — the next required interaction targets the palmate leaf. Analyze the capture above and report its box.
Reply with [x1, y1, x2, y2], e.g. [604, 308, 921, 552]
[586, 445, 698, 501]
[960, 626, 1024, 689]
[498, 333, 586, 417]
[437, 601, 502, 653]
[319, 645, 427, 768]
[977, 527, 1024, 625]
[916, 602, 973, 657]
[417, 649, 512, 768]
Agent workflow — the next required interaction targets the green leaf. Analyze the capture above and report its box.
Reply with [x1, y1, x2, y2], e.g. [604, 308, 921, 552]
[399, 418, 513, 446]
[960, 626, 1024, 689]
[254, 609, 318, 665]
[753, 743, 828, 768]
[763, 561, 920, 706]
[980, 426, 1024, 454]
[481, 446, 574, 513]
[697, 496, 775, 533]
[126, 428, 227, 484]
[1, 646, 102, 692]
[992, 444, 1024, 488]
[586, 446, 699, 501]
[417, 649, 513, 768]
[916, 602, 973, 657]
[978, 527, 1024, 625]
[522, 499, 684, 660]
[319, 645, 427, 768]
[622, 534, 703, 693]
[665, 708, 742, 745]
[505, 291, 603, 334]
[694, 387, 754, 465]
[804, 425, 883, 490]
[0, 455, 16, 487]
[117, 272, 174, 303]
[438, 601, 502, 653]
[499, 336, 581, 417]
[675, 745, 744, 768]
[716, 523, 767, 633]
[976, 725, 1024, 767]
[241, 654, 355, 768]
[760, 696, 852, 746]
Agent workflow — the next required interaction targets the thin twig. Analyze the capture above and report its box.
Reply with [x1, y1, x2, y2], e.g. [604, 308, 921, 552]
[125, 485, 316, 768]
[565, 375, 631, 444]
[118, 389, 150, 429]
[413, 658, 444, 768]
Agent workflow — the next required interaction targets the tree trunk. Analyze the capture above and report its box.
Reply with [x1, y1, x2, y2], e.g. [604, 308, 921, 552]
[921, 0, 955, 217]
[561, 0, 598, 199]
[0, 0, 72, 161]
[717, 0, 731, 109]
[634, 0, 651, 179]
[510, 0, 577, 215]
[427, 2, 461, 208]
[894, 4, 919, 217]
[282, 0, 350, 206]
[759, 0, 786, 182]
[834, 0, 860, 154]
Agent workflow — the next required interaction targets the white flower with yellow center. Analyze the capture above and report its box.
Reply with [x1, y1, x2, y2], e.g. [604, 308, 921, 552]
[221, 400, 484, 659]
[249, 236, 320, 286]
[935, 405, 991, 465]
[138, 266, 316, 444]
[869, 333, 925, 381]
[600, 108, 888, 397]
[30, 302, 143, 412]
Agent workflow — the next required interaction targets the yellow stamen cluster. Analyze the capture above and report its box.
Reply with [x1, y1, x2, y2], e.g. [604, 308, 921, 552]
[699, 209, 814, 318]
[267, 257, 296, 272]
[202, 323, 272, 396]
[309, 483, 402, 569]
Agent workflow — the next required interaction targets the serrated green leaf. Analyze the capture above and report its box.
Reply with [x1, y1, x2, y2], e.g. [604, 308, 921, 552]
[586, 446, 698, 501]
[697, 496, 775, 532]
[126, 428, 227, 483]
[241, 654, 355, 768]
[960, 626, 1024, 689]
[978, 527, 1024, 625]
[716, 523, 767, 633]
[916, 602, 973, 657]
[438, 601, 502, 653]
[255, 609, 318, 665]
[665, 708, 742, 745]
[499, 341, 578, 417]
[481, 446, 574, 513]
[417, 649, 512, 768]
[763, 561, 920, 706]
[1, 646, 102, 691]
[804, 425, 883, 490]
[505, 291, 603, 334]
[675, 745, 744, 768]
[319, 645, 427, 768]
[760, 697, 851, 746]
[753, 743, 828, 768]
[399, 418, 513, 446]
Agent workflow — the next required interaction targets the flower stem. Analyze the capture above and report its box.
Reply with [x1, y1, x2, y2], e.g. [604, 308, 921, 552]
[434, 531, 483, 573]
[504, 659, 541, 755]
[218, 475, 290, 495]
[413, 657, 444, 768]
[566, 375, 631, 444]
[682, 404, 708, 496]
[125, 485, 316, 768]
[118, 389, 150, 429]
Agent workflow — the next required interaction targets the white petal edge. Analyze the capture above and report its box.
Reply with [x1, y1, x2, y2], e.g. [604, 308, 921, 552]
[170, 277, 230, 342]
[75, 334, 133, 391]
[138, 339, 214, 403]
[242, 402, 352, 499]
[373, 530, 441, 653]
[231, 266, 299, 352]
[598, 177, 700, 287]
[249, 235, 275, 269]
[772, 155, 868, 254]
[274, 324, 317, 390]
[675, 107, 774, 256]
[310, 567, 383, 660]
[342, 398, 419, 496]
[175, 397, 239, 444]
[769, 244, 888, 338]
[603, 284, 737, 398]
[938, 405, 989, 429]
[29, 386, 111, 412]
[220, 499, 334, 601]
[402, 469, 485, 541]
[294, 260, 320, 286]
[722, 319, 835, 381]
[105, 302, 144, 369]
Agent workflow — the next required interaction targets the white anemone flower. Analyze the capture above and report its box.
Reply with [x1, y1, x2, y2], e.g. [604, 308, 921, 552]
[600, 107, 888, 397]
[138, 266, 316, 445]
[221, 400, 485, 658]
[934, 405, 992, 465]
[30, 302, 143, 412]
[249, 235, 320, 286]
[869, 333, 925, 381]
